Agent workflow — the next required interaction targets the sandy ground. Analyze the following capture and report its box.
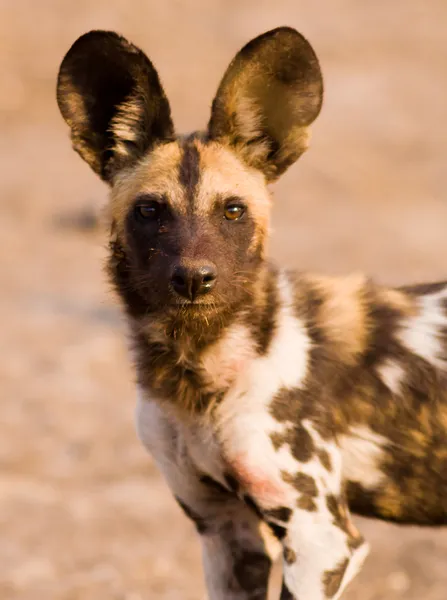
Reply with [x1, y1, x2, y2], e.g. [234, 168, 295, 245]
[1, 1, 447, 598]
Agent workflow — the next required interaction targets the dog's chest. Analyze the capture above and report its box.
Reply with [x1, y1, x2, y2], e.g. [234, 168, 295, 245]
[138, 276, 316, 497]
[199, 322, 256, 391]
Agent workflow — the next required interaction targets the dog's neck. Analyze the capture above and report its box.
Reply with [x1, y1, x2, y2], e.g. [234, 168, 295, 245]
[130, 263, 278, 412]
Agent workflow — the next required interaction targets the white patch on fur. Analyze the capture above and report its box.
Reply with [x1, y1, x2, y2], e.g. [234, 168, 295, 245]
[281, 440, 369, 600]
[218, 271, 310, 414]
[283, 507, 353, 600]
[377, 358, 405, 394]
[214, 271, 311, 505]
[200, 322, 256, 390]
[398, 289, 447, 371]
[238, 270, 311, 401]
[339, 425, 387, 489]
[279, 421, 369, 600]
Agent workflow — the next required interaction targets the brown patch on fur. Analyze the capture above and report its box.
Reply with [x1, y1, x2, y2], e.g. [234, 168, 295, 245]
[283, 547, 297, 565]
[178, 138, 201, 203]
[133, 326, 227, 413]
[270, 388, 338, 448]
[285, 472, 318, 496]
[438, 405, 447, 433]
[400, 281, 447, 297]
[232, 549, 272, 594]
[175, 497, 209, 534]
[379, 287, 418, 318]
[317, 448, 332, 472]
[326, 495, 347, 531]
[374, 482, 405, 520]
[323, 558, 349, 598]
[279, 586, 294, 600]
[271, 423, 315, 463]
[347, 533, 365, 551]
[244, 266, 280, 355]
[263, 506, 291, 540]
[326, 495, 364, 549]
[297, 496, 318, 512]
[282, 471, 318, 512]
[263, 507, 293, 523]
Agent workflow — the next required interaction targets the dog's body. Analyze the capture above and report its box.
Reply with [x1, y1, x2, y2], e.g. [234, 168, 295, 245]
[57, 28, 447, 600]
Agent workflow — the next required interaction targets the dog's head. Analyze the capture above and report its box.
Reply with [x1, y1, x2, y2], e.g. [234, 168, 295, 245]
[57, 28, 323, 332]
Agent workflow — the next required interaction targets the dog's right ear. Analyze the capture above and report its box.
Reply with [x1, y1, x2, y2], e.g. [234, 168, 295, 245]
[57, 31, 174, 183]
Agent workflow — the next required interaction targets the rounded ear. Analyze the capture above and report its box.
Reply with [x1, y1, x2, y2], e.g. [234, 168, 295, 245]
[208, 27, 323, 182]
[57, 30, 174, 183]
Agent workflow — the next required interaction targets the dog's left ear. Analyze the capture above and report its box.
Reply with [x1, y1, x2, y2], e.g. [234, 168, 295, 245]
[208, 27, 323, 181]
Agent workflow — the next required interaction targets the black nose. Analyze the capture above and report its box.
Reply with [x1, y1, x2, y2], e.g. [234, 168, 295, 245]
[171, 262, 217, 301]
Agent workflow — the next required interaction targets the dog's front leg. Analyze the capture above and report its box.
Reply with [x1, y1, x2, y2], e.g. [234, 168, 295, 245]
[199, 504, 281, 600]
[136, 395, 281, 600]
[216, 408, 370, 600]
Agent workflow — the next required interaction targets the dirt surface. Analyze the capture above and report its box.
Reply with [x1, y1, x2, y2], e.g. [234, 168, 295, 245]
[1, 1, 447, 598]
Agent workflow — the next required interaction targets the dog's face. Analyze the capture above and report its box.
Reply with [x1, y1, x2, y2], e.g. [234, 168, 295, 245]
[57, 28, 323, 329]
[108, 137, 270, 321]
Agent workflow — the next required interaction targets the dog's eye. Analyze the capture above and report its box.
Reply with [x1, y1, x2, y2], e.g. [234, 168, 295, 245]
[135, 201, 161, 220]
[224, 203, 246, 221]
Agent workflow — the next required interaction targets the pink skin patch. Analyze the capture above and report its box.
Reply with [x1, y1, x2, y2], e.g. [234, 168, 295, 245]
[229, 456, 290, 507]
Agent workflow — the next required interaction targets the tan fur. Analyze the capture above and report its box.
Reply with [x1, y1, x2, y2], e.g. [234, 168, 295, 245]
[307, 273, 370, 363]
[110, 141, 184, 237]
[109, 138, 271, 255]
[194, 140, 271, 253]
[111, 94, 147, 157]
[379, 288, 417, 317]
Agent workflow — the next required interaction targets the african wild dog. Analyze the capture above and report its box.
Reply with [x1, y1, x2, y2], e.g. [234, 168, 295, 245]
[57, 27, 447, 600]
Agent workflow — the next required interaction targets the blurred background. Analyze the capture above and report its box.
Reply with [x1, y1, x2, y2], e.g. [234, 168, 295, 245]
[1, 1, 446, 598]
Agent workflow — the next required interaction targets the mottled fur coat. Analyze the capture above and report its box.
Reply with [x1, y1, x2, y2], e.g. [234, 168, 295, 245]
[57, 27, 447, 600]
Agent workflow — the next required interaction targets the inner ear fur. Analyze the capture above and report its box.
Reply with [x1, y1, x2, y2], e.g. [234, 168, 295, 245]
[57, 30, 174, 183]
[208, 27, 323, 181]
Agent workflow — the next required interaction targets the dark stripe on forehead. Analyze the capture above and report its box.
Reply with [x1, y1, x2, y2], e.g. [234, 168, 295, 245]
[178, 140, 201, 205]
